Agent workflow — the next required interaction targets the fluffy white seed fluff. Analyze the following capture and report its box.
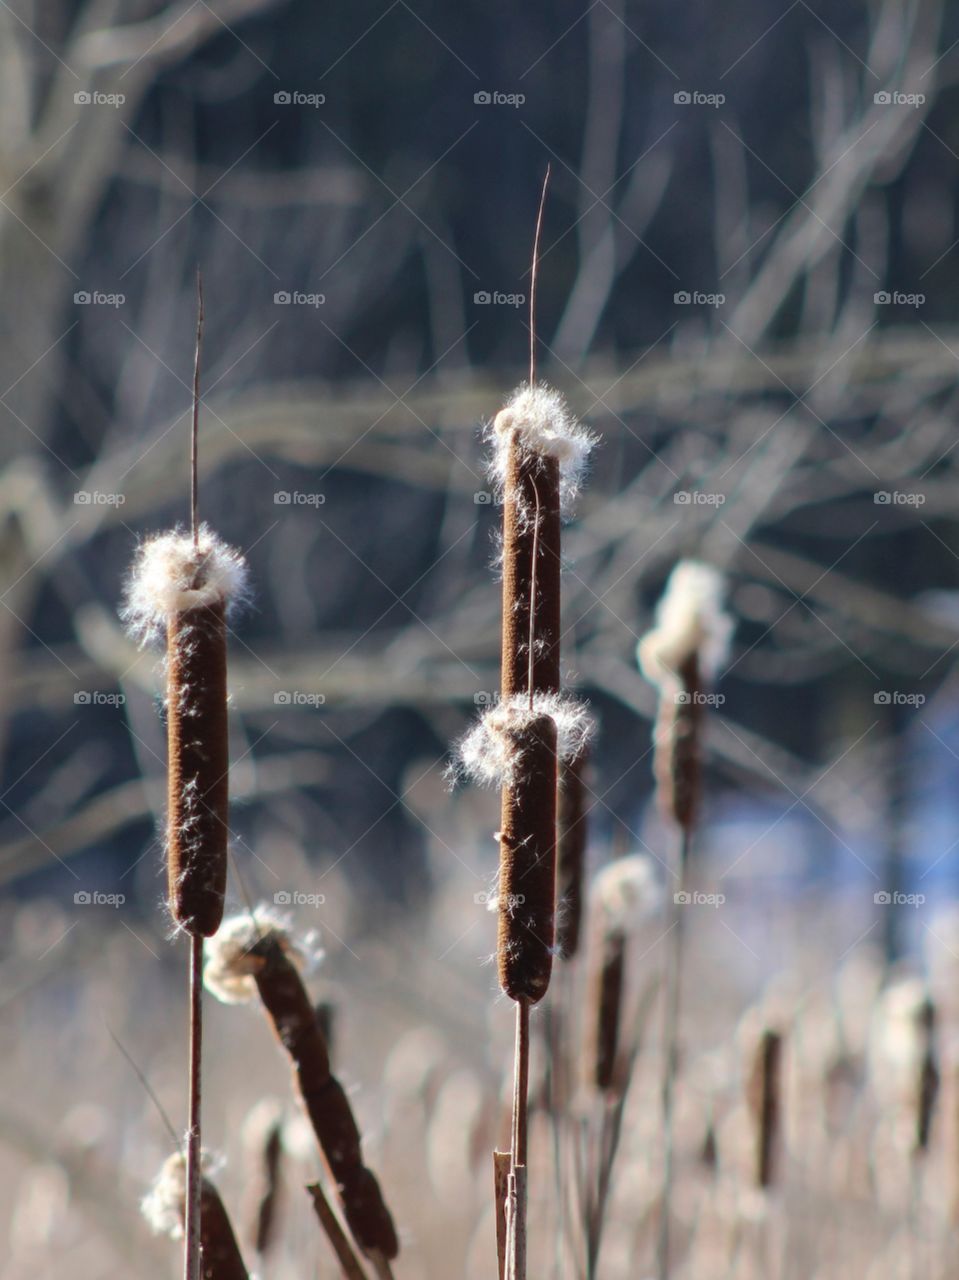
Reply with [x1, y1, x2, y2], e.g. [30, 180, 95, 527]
[452, 692, 593, 789]
[203, 907, 315, 1005]
[868, 976, 932, 1102]
[591, 854, 663, 934]
[122, 523, 249, 645]
[141, 1150, 221, 1238]
[489, 384, 596, 516]
[638, 560, 733, 688]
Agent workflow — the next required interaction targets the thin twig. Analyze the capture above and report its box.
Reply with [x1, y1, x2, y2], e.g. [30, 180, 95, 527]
[306, 1183, 371, 1280]
[192, 268, 204, 550]
[657, 827, 690, 1280]
[529, 165, 551, 387]
[508, 999, 532, 1280]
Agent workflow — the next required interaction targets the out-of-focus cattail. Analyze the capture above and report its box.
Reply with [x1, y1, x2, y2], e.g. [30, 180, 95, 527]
[586, 856, 663, 1096]
[639, 563, 730, 1280]
[124, 526, 247, 935]
[142, 1152, 250, 1280]
[746, 1028, 783, 1189]
[591, 928, 625, 1093]
[870, 976, 940, 1162]
[638, 561, 732, 836]
[204, 911, 398, 1263]
[556, 746, 590, 960]
[241, 1099, 284, 1256]
[915, 996, 939, 1155]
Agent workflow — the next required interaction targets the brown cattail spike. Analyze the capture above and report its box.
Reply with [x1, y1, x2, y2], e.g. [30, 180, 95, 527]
[592, 926, 626, 1092]
[123, 528, 248, 935]
[198, 1178, 250, 1280]
[205, 917, 398, 1261]
[498, 714, 558, 1003]
[142, 1153, 250, 1280]
[747, 1028, 782, 1189]
[556, 750, 589, 959]
[916, 996, 939, 1155]
[654, 652, 701, 835]
[639, 561, 733, 835]
[501, 443, 561, 699]
[167, 600, 230, 936]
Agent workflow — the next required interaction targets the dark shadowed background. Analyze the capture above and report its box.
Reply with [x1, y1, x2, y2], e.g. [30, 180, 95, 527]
[4, 0, 959, 956]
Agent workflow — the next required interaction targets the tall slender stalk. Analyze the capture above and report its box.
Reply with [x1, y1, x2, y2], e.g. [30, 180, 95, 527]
[657, 828, 689, 1280]
[639, 561, 733, 1280]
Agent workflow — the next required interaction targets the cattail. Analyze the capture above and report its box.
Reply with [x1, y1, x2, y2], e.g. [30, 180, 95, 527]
[498, 713, 558, 1003]
[915, 996, 939, 1155]
[586, 856, 663, 1094]
[453, 693, 592, 1003]
[241, 1100, 284, 1255]
[592, 928, 625, 1093]
[123, 527, 248, 936]
[639, 561, 732, 835]
[143, 1152, 250, 1280]
[746, 1028, 783, 1189]
[204, 911, 398, 1262]
[490, 385, 595, 701]
[556, 746, 590, 960]
[639, 568, 730, 1280]
[465, 176, 597, 1280]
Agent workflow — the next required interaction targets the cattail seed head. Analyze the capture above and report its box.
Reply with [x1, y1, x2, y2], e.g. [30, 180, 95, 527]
[203, 908, 310, 1005]
[497, 713, 558, 1004]
[746, 1028, 783, 1189]
[556, 747, 590, 960]
[489, 384, 595, 518]
[241, 1100, 285, 1255]
[639, 561, 732, 833]
[500, 440, 561, 699]
[124, 526, 248, 937]
[590, 926, 625, 1093]
[142, 1152, 250, 1280]
[586, 856, 662, 1093]
[207, 911, 398, 1261]
[452, 692, 592, 791]
[491, 384, 594, 701]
